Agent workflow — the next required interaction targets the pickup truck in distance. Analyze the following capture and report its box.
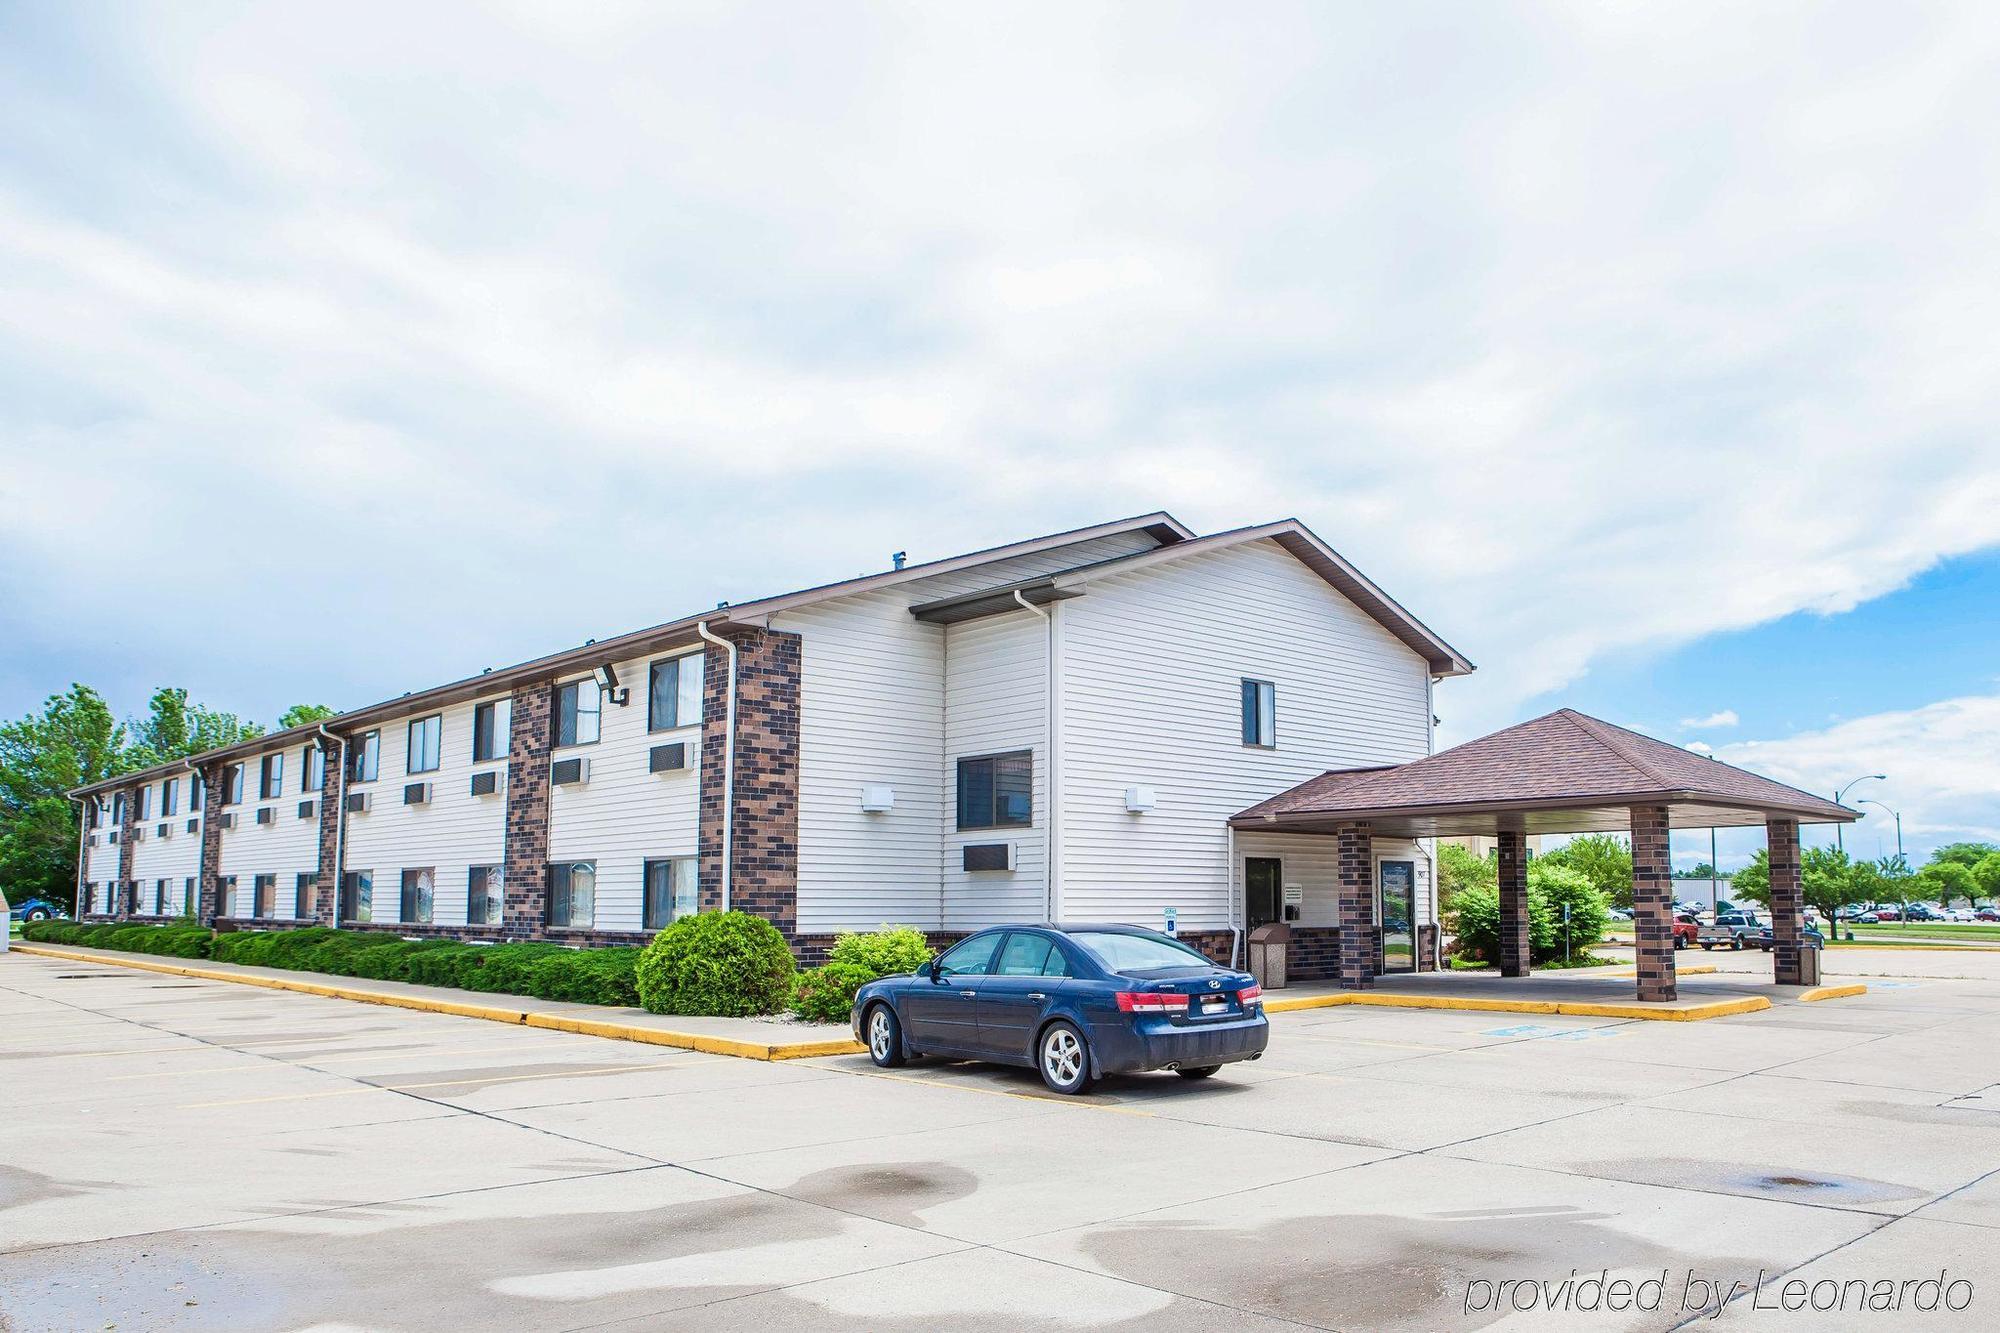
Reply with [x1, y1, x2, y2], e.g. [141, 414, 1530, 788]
[1698, 911, 1764, 950]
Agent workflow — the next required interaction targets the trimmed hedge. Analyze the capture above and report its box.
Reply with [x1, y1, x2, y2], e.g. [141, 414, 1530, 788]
[22, 920, 642, 1008]
[792, 926, 934, 1024]
[636, 910, 795, 1016]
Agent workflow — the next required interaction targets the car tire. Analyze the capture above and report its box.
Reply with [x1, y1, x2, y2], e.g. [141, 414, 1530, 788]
[1700, 942, 1713, 951]
[1731, 937, 1744, 951]
[1037, 1021, 1094, 1096]
[1673, 936, 1685, 950]
[1175, 1065, 1220, 1080]
[863, 1003, 906, 1069]
[25, 908, 49, 922]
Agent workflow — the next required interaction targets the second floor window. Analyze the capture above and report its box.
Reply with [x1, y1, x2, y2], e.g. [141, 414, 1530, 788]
[111, 793, 126, 824]
[647, 652, 705, 732]
[135, 786, 151, 821]
[956, 751, 1032, 830]
[349, 731, 380, 783]
[224, 765, 244, 805]
[408, 715, 442, 774]
[555, 680, 601, 747]
[162, 777, 178, 817]
[260, 753, 284, 800]
[1241, 679, 1277, 748]
[472, 699, 510, 763]
[304, 743, 325, 792]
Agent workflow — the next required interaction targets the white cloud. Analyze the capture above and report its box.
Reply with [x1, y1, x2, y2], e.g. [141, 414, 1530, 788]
[1715, 695, 2000, 854]
[0, 2, 1998, 761]
[1684, 741, 1715, 756]
[1680, 710, 1740, 730]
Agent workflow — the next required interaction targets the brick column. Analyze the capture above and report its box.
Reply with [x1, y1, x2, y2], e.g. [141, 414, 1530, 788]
[1336, 822, 1376, 990]
[1630, 804, 1676, 1002]
[699, 628, 803, 936]
[1767, 817, 1806, 985]
[314, 737, 346, 923]
[115, 785, 138, 917]
[502, 681, 553, 934]
[1496, 828, 1530, 978]
[197, 768, 225, 925]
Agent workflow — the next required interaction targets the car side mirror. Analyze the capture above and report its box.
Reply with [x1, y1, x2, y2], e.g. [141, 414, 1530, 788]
[928, 959, 944, 983]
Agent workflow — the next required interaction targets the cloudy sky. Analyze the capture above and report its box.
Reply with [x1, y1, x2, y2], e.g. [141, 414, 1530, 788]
[3, 2, 1996, 868]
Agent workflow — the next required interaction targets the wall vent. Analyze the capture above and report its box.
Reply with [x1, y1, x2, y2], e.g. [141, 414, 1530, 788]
[648, 743, 688, 774]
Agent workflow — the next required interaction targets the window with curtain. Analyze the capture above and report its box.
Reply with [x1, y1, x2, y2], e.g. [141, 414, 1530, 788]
[555, 680, 601, 747]
[955, 751, 1033, 830]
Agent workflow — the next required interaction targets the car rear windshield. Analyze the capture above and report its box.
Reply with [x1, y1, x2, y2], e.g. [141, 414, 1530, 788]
[1069, 931, 1212, 972]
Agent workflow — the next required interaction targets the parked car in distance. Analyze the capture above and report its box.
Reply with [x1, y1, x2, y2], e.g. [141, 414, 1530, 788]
[1756, 924, 1825, 950]
[1903, 903, 1943, 923]
[1977, 908, 2000, 923]
[6, 897, 66, 924]
[1698, 911, 1764, 950]
[1673, 913, 1700, 949]
[853, 923, 1268, 1095]
[1608, 907, 1634, 922]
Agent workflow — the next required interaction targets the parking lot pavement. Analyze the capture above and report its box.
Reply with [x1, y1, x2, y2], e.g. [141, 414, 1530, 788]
[4, 951, 1998, 1331]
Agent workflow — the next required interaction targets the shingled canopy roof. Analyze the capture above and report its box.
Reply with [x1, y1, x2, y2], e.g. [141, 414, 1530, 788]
[1233, 709, 1858, 838]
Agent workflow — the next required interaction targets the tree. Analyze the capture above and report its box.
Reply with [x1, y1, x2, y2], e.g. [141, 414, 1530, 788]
[1916, 861, 1976, 910]
[1675, 861, 1719, 880]
[1928, 842, 2000, 871]
[1537, 833, 1635, 909]
[1436, 842, 1496, 909]
[1972, 852, 2000, 905]
[1732, 845, 1865, 926]
[277, 704, 338, 729]
[126, 687, 263, 769]
[0, 686, 128, 911]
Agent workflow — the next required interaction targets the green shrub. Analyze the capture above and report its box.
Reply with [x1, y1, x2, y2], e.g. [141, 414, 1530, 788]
[1445, 863, 1610, 965]
[524, 947, 642, 1006]
[789, 926, 934, 1023]
[456, 941, 567, 993]
[23, 919, 213, 958]
[636, 911, 795, 1016]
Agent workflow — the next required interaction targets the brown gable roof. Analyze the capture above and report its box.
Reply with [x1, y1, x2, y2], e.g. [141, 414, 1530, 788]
[1235, 709, 1855, 825]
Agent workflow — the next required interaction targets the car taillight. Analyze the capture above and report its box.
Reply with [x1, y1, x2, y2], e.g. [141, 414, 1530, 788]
[1115, 991, 1189, 1013]
[1238, 984, 1262, 1005]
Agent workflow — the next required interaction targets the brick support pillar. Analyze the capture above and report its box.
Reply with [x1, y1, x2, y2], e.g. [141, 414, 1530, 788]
[197, 769, 225, 925]
[700, 628, 803, 936]
[1335, 822, 1376, 990]
[1630, 804, 1676, 1002]
[1496, 829, 1530, 978]
[502, 681, 553, 935]
[314, 737, 346, 924]
[115, 786, 137, 918]
[1767, 817, 1806, 985]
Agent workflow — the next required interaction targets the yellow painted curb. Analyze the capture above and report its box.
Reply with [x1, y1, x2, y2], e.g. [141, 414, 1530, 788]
[1799, 984, 1869, 1002]
[1259, 984, 1768, 1022]
[1261, 992, 1356, 1014]
[11, 945, 862, 1060]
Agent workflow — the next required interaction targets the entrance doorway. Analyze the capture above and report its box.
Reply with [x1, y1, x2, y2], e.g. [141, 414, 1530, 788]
[1246, 857, 1283, 929]
[1378, 860, 1416, 973]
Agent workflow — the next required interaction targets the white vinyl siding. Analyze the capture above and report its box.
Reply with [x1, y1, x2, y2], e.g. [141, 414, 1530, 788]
[83, 798, 121, 887]
[1058, 538, 1434, 932]
[545, 654, 701, 933]
[779, 529, 1158, 934]
[941, 609, 1047, 928]
[343, 696, 508, 927]
[218, 743, 321, 916]
[127, 787, 202, 900]
[1233, 831, 1434, 933]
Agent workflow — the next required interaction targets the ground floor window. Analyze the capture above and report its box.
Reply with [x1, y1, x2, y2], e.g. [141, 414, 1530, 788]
[400, 868, 435, 924]
[548, 861, 595, 929]
[254, 874, 277, 918]
[342, 870, 372, 923]
[183, 878, 196, 917]
[643, 857, 699, 930]
[468, 865, 502, 926]
[154, 878, 169, 915]
[220, 876, 238, 918]
[295, 872, 318, 919]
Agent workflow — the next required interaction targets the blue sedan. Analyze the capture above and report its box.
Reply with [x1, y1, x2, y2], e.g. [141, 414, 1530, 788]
[852, 923, 1269, 1094]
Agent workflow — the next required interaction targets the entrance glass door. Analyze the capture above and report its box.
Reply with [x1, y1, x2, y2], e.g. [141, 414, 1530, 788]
[1246, 858, 1282, 929]
[1378, 860, 1416, 973]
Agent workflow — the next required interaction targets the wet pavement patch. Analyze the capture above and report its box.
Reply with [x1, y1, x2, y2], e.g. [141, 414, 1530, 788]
[1589, 1156, 1926, 1207]
[777, 1162, 979, 1229]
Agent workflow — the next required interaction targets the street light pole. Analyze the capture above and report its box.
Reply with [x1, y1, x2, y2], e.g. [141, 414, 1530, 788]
[1858, 799, 1903, 864]
[1833, 775, 1887, 853]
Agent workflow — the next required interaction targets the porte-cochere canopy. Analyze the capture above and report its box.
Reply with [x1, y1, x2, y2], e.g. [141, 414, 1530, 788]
[1232, 709, 1856, 1002]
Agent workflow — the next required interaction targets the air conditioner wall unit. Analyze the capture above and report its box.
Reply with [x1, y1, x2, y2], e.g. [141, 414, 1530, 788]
[346, 792, 371, 815]
[217, 813, 236, 830]
[550, 757, 590, 787]
[963, 842, 1015, 873]
[157, 823, 172, 840]
[256, 807, 276, 826]
[470, 770, 503, 797]
[186, 818, 199, 834]
[403, 782, 431, 806]
[299, 800, 316, 820]
[648, 743, 689, 774]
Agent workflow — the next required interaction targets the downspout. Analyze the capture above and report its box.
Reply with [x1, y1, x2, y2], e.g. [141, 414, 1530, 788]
[1227, 822, 1242, 969]
[315, 725, 344, 930]
[180, 759, 200, 921]
[696, 620, 737, 912]
[1013, 590, 1058, 922]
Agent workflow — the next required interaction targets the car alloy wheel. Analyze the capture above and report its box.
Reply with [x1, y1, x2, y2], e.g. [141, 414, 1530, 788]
[1039, 1022, 1091, 1095]
[865, 1004, 905, 1068]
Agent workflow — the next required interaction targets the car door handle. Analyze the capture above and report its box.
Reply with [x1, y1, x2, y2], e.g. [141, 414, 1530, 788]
[959, 989, 977, 997]
[1027, 992, 1046, 1001]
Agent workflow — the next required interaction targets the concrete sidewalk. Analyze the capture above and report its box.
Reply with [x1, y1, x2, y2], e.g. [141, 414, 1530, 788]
[10, 943, 863, 1060]
[1263, 965, 1864, 1020]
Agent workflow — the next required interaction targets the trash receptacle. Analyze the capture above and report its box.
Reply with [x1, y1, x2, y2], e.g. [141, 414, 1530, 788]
[1249, 922, 1290, 990]
[1797, 941, 1821, 986]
